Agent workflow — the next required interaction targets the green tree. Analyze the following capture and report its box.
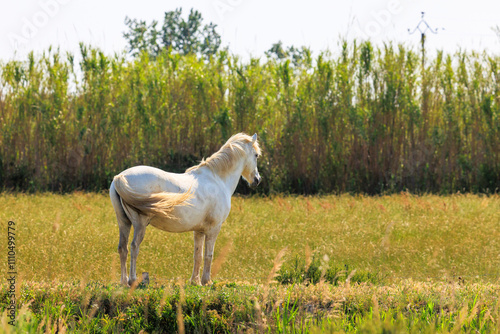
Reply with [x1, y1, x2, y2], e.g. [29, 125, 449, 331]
[265, 41, 312, 66]
[124, 8, 221, 58]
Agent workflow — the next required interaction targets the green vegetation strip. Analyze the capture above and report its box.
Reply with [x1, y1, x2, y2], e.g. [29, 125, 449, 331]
[1, 280, 499, 333]
[1, 43, 499, 193]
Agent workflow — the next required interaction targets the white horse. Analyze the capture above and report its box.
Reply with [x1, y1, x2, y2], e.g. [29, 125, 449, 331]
[109, 133, 261, 286]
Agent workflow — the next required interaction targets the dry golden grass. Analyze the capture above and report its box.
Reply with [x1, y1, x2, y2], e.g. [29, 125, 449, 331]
[0, 193, 499, 284]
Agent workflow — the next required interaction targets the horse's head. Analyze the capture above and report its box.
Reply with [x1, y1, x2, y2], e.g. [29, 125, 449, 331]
[241, 133, 262, 188]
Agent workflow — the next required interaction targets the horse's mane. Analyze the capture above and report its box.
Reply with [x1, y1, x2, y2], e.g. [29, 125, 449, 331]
[186, 133, 261, 175]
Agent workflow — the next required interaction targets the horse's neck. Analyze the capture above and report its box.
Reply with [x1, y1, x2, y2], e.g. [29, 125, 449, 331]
[218, 159, 245, 195]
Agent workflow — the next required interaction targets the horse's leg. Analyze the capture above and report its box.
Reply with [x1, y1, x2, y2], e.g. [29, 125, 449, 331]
[201, 228, 220, 285]
[128, 215, 148, 286]
[110, 183, 132, 286]
[190, 231, 205, 285]
[117, 220, 132, 286]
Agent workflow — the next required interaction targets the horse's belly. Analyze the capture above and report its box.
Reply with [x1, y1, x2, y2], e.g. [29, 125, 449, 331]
[149, 216, 195, 233]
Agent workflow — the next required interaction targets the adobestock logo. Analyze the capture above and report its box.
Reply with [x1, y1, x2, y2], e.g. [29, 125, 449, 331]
[356, 0, 405, 38]
[212, 0, 244, 20]
[8, 0, 73, 51]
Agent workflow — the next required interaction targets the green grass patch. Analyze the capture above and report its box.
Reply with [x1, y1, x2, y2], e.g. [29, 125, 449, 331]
[277, 255, 381, 286]
[1, 280, 499, 333]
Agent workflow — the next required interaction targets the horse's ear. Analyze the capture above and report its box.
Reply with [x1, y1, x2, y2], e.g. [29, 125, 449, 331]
[251, 133, 257, 143]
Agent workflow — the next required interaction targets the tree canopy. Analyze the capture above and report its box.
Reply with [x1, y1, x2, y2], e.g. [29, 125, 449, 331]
[124, 8, 221, 58]
[265, 40, 312, 66]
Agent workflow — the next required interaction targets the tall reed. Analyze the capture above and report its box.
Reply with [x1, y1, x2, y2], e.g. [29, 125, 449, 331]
[0, 42, 499, 193]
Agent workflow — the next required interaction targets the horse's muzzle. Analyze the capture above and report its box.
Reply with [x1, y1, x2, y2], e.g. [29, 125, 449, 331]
[251, 175, 262, 188]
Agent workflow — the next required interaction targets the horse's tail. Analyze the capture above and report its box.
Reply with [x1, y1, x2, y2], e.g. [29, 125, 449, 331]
[113, 174, 193, 218]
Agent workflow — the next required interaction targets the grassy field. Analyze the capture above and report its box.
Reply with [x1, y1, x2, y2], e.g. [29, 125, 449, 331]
[1, 193, 499, 332]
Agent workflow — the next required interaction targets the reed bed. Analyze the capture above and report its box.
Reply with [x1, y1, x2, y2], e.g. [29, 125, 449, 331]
[1, 42, 499, 194]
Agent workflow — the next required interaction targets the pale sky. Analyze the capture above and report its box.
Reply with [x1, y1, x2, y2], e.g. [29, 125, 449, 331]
[1, 0, 500, 61]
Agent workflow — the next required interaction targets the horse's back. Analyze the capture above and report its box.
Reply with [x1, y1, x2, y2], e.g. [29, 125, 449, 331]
[117, 165, 193, 194]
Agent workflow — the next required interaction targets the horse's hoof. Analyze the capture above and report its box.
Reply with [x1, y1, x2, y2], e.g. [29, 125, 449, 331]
[121, 276, 130, 287]
[201, 280, 213, 286]
[190, 278, 201, 286]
